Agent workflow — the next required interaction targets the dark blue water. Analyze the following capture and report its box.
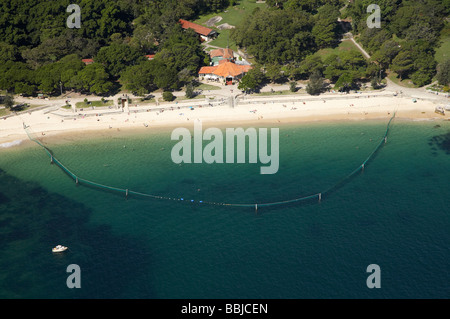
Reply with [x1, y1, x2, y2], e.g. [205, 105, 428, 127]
[0, 119, 449, 298]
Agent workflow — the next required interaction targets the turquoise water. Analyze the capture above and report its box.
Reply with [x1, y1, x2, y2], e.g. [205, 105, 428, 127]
[0, 119, 449, 298]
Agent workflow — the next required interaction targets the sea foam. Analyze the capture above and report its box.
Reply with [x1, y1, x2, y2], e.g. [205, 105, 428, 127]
[0, 140, 22, 148]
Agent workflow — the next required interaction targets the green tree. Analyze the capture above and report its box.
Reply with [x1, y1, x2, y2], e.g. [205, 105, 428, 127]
[185, 82, 195, 99]
[289, 81, 297, 92]
[294, 55, 324, 80]
[0, 42, 19, 64]
[120, 61, 156, 96]
[436, 59, 450, 86]
[391, 50, 414, 80]
[334, 72, 356, 92]
[72, 63, 113, 95]
[311, 4, 340, 48]
[306, 70, 324, 95]
[151, 59, 179, 90]
[231, 9, 316, 64]
[96, 43, 145, 78]
[265, 63, 284, 83]
[238, 75, 258, 93]
[238, 67, 266, 93]
[163, 91, 174, 101]
[0, 61, 35, 94]
[371, 40, 401, 70]
[3, 95, 14, 109]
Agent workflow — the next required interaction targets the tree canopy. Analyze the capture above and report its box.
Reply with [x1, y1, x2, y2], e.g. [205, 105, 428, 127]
[0, 0, 447, 96]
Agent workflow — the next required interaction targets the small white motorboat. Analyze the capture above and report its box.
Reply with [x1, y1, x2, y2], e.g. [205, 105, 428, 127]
[52, 245, 68, 253]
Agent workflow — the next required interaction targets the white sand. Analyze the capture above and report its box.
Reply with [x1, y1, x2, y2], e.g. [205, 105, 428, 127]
[0, 92, 448, 146]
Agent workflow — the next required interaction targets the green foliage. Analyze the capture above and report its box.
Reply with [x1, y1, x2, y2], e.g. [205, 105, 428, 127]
[0, 0, 446, 95]
[163, 91, 174, 101]
[0, 0, 134, 48]
[3, 95, 14, 109]
[238, 67, 266, 93]
[185, 83, 195, 99]
[390, 51, 414, 80]
[120, 61, 156, 96]
[0, 42, 20, 64]
[265, 64, 284, 83]
[334, 72, 356, 92]
[371, 76, 382, 89]
[95, 43, 145, 78]
[0, 61, 35, 94]
[32, 54, 85, 95]
[436, 59, 450, 86]
[267, 0, 341, 12]
[71, 63, 113, 95]
[306, 70, 324, 95]
[311, 4, 340, 48]
[370, 40, 401, 70]
[294, 55, 324, 80]
[0, 0, 239, 96]
[289, 81, 297, 92]
[21, 31, 101, 69]
[323, 50, 367, 83]
[350, 0, 446, 86]
[231, 9, 316, 64]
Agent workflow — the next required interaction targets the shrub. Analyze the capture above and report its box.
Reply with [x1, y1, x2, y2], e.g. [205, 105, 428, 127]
[163, 91, 174, 101]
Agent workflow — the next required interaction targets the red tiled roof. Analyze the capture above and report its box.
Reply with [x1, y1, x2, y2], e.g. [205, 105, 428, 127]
[179, 19, 214, 37]
[198, 66, 217, 74]
[82, 59, 94, 64]
[239, 65, 252, 73]
[210, 48, 234, 59]
[213, 62, 249, 77]
[145, 54, 155, 60]
[199, 62, 252, 77]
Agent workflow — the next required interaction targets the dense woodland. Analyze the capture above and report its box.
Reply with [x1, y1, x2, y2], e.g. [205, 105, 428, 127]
[0, 0, 228, 96]
[233, 0, 450, 92]
[0, 0, 449, 98]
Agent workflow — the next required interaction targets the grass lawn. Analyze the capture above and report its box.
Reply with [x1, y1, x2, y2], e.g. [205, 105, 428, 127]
[0, 103, 47, 116]
[0, 108, 9, 117]
[435, 22, 450, 64]
[435, 36, 450, 64]
[314, 40, 361, 60]
[387, 72, 417, 88]
[132, 98, 156, 104]
[193, 0, 266, 50]
[75, 100, 113, 108]
[158, 95, 206, 103]
[254, 90, 300, 96]
[209, 29, 236, 51]
[195, 83, 222, 91]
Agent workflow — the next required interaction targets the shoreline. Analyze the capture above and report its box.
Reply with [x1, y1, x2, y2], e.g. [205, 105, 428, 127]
[1, 94, 448, 148]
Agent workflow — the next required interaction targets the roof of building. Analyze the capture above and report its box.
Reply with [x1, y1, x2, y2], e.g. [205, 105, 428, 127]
[213, 62, 251, 77]
[82, 58, 94, 64]
[199, 62, 252, 78]
[179, 19, 214, 37]
[145, 54, 155, 60]
[210, 48, 234, 59]
[198, 66, 217, 74]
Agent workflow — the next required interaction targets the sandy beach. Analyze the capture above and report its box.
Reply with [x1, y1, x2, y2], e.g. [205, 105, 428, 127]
[1, 88, 449, 147]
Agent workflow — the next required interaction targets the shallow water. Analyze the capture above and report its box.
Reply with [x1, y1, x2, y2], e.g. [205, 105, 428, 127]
[0, 119, 449, 298]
